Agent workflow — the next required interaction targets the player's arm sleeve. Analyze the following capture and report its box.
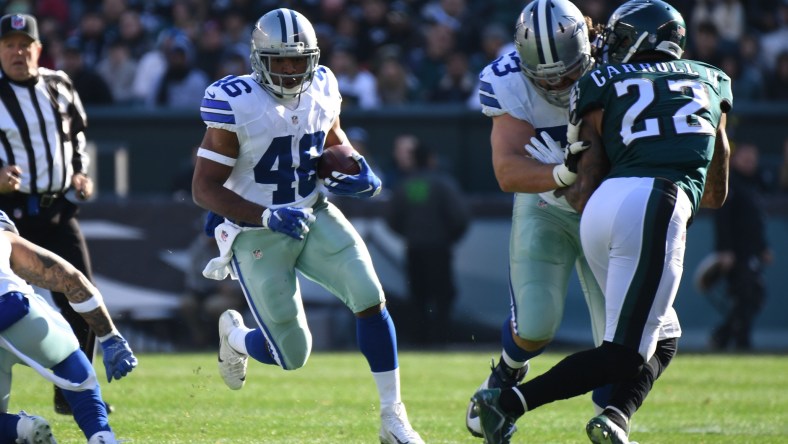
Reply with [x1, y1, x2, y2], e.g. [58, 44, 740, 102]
[477, 64, 531, 121]
[199, 83, 239, 132]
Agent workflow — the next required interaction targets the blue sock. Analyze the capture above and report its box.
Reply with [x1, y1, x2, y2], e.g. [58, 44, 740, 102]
[0, 412, 19, 442]
[245, 329, 277, 365]
[51, 351, 110, 439]
[357, 307, 398, 372]
[501, 317, 545, 363]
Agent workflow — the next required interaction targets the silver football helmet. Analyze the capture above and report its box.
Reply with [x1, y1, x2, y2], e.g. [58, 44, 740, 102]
[250, 8, 320, 98]
[514, 0, 592, 107]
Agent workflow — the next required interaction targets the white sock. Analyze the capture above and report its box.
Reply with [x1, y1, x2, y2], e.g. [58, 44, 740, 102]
[372, 368, 401, 409]
[501, 350, 528, 369]
[229, 326, 252, 355]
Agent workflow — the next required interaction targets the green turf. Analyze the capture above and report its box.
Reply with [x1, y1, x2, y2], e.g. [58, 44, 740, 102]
[9, 351, 788, 443]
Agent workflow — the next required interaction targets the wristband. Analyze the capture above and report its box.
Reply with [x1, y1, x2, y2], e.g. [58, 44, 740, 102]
[69, 293, 104, 313]
[98, 329, 121, 343]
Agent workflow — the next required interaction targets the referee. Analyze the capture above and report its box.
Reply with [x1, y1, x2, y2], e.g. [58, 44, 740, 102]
[0, 13, 109, 415]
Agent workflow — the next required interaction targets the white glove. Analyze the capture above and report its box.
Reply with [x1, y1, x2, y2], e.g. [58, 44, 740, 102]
[524, 131, 564, 164]
[552, 140, 590, 187]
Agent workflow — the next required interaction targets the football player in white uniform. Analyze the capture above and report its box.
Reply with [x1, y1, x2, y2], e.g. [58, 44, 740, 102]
[191, 8, 423, 444]
[466, 1, 680, 443]
[0, 210, 136, 444]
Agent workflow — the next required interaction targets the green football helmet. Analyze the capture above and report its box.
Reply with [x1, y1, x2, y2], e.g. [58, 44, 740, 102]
[601, 0, 686, 64]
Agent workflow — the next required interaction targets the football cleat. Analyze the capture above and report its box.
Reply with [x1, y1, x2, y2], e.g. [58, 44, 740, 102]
[15, 411, 56, 444]
[379, 402, 424, 444]
[471, 388, 518, 444]
[466, 359, 529, 437]
[586, 413, 633, 444]
[87, 431, 117, 444]
[218, 310, 248, 390]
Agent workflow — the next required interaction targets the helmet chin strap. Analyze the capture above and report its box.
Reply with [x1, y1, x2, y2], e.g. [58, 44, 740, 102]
[621, 31, 650, 63]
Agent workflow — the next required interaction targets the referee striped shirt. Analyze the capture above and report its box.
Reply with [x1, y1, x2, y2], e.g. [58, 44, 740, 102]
[0, 67, 89, 195]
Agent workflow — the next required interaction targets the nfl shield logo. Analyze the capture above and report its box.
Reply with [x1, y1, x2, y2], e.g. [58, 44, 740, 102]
[220, 230, 228, 242]
[291, 115, 298, 125]
[11, 15, 25, 30]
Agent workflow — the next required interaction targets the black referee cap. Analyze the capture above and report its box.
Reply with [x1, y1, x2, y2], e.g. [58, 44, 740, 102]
[0, 14, 39, 41]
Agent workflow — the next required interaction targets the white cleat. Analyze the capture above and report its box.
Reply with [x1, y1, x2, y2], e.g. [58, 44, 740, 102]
[87, 431, 117, 444]
[218, 309, 248, 390]
[379, 402, 424, 444]
[16, 411, 56, 444]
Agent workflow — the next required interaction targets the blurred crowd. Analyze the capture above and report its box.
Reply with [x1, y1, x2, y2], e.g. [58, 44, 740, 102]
[1, 0, 786, 109]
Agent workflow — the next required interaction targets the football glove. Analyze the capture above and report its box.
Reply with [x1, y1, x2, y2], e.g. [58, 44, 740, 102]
[323, 153, 382, 198]
[525, 131, 564, 164]
[100, 335, 138, 383]
[261, 207, 316, 240]
[552, 140, 590, 187]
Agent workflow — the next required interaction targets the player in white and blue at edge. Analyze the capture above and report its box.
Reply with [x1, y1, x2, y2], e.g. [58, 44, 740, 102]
[0, 210, 136, 443]
[191, 8, 424, 444]
[466, 1, 679, 443]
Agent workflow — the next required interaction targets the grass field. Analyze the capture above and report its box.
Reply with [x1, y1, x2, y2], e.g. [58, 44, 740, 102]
[9, 350, 788, 443]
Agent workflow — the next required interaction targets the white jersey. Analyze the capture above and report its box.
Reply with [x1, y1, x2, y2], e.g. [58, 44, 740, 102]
[199, 66, 341, 209]
[478, 51, 573, 212]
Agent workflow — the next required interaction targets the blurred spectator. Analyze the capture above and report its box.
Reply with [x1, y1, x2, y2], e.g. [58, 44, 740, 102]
[385, 141, 470, 346]
[220, 7, 251, 64]
[374, 48, 419, 106]
[147, 34, 209, 108]
[420, 0, 481, 55]
[132, 28, 181, 104]
[355, 0, 398, 64]
[688, 21, 723, 68]
[429, 50, 475, 103]
[719, 54, 761, 102]
[410, 23, 456, 101]
[69, 10, 108, 67]
[710, 142, 773, 351]
[764, 50, 788, 101]
[384, 133, 420, 191]
[759, 1, 788, 72]
[115, 9, 152, 60]
[329, 44, 379, 109]
[780, 137, 788, 193]
[96, 39, 138, 104]
[215, 50, 249, 79]
[691, 0, 745, 46]
[194, 19, 226, 79]
[61, 39, 114, 105]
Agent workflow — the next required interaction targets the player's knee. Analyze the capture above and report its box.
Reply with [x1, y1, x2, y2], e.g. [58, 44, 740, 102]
[276, 324, 312, 370]
[599, 342, 644, 380]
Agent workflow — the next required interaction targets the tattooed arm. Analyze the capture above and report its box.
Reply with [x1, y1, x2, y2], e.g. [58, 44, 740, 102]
[5, 231, 117, 337]
[700, 113, 730, 209]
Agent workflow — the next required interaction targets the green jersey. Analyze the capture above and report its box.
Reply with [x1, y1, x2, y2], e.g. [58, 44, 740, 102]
[570, 59, 733, 213]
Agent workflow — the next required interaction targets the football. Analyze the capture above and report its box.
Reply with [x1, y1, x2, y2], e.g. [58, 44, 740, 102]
[317, 144, 361, 179]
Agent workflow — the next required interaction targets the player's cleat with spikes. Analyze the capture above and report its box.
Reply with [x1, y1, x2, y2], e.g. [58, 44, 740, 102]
[379, 402, 424, 444]
[218, 310, 248, 390]
[466, 359, 529, 437]
[87, 431, 117, 444]
[471, 388, 518, 444]
[15, 411, 56, 444]
[586, 413, 635, 444]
